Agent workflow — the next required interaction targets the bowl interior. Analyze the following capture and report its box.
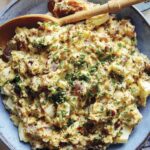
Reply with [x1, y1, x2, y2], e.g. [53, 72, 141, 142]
[0, 1, 150, 150]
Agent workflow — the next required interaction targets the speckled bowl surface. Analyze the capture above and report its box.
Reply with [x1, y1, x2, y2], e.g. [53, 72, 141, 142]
[0, 1, 150, 150]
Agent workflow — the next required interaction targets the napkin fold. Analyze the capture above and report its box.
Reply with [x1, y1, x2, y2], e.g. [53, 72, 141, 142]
[0, 0, 18, 17]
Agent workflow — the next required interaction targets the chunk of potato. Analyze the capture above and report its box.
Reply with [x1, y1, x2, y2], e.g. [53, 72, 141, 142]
[115, 126, 132, 143]
[138, 79, 150, 106]
[0, 67, 15, 86]
[18, 123, 29, 142]
[86, 13, 109, 30]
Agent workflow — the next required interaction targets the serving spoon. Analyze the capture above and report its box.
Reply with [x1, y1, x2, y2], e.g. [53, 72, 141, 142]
[0, 0, 145, 48]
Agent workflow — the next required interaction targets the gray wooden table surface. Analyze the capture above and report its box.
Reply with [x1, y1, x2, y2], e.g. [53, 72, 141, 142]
[0, 0, 149, 150]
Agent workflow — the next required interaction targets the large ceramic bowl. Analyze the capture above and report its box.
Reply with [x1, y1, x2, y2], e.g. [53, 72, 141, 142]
[0, 1, 150, 150]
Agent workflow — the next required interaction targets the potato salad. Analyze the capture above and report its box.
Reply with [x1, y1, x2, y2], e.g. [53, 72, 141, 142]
[0, 15, 150, 150]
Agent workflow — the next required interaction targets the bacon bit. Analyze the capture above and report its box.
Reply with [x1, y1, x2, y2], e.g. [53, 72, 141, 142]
[2, 45, 12, 62]
[16, 40, 28, 50]
[102, 128, 109, 135]
[111, 110, 116, 116]
[86, 139, 105, 149]
[109, 71, 124, 83]
[2, 41, 17, 62]
[59, 142, 70, 147]
[115, 121, 121, 129]
[67, 0, 86, 11]
[73, 81, 83, 96]
[48, 0, 86, 18]
[48, 0, 55, 13]
[38, 25, 45, 31]
[78, 120, 97, 136]
[77, 126, 82, 131]
[144, 63, 150, 75]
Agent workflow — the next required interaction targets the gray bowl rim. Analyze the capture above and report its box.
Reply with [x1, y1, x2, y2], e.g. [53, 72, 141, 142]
[0, 5, 150, 150]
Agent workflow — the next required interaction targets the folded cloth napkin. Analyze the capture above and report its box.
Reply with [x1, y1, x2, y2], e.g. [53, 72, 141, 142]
[0, 0, 18, 17]
[0, 0, 10, 10]
[136, 1, 150, 12]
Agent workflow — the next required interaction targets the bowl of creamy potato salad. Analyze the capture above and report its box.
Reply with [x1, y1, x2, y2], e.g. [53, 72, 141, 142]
[0, 0, 150, 150]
